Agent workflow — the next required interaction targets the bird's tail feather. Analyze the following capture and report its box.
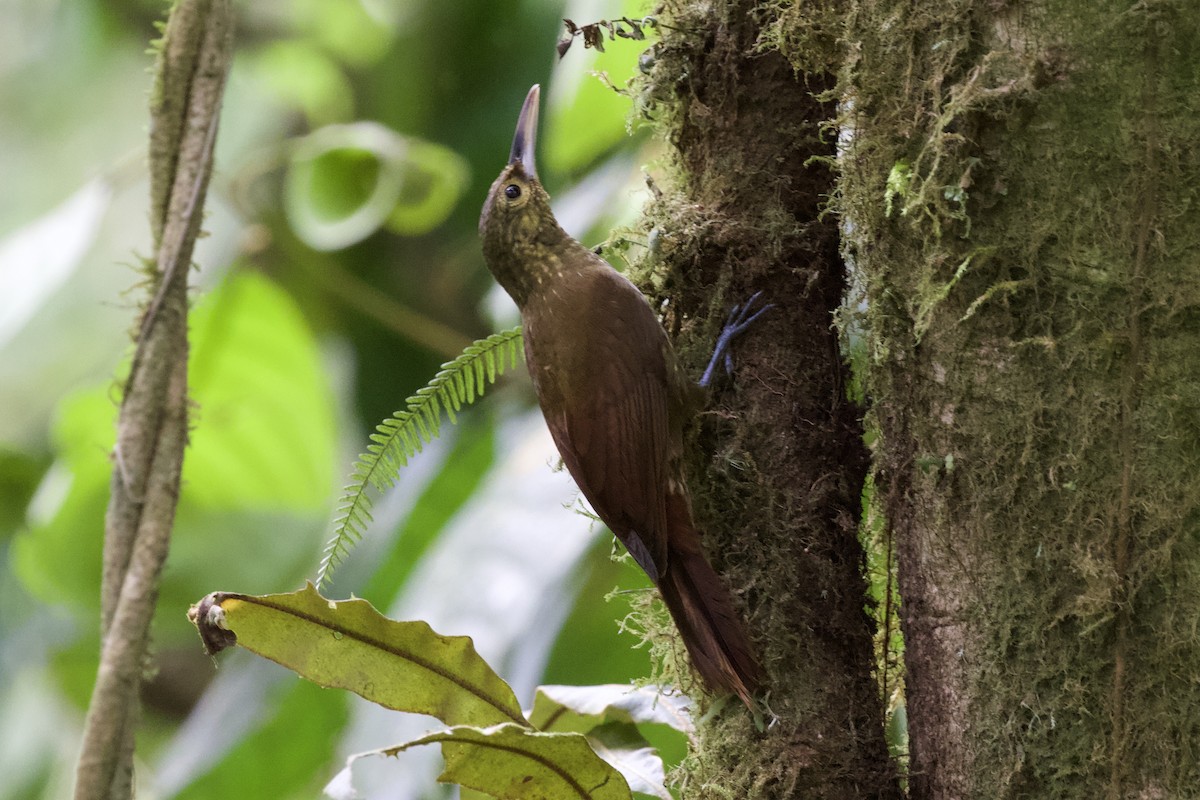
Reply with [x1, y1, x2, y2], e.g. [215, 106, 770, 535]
[657, 538, 761, 708]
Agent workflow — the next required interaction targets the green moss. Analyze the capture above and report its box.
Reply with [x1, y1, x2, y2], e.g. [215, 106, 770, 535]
[623, 1, 898, 797]
[841, 0, 1200, 795]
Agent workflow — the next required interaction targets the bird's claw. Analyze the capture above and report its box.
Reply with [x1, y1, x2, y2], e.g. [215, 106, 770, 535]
[700, 291, 775, 388]
[725, 291, 771, 332]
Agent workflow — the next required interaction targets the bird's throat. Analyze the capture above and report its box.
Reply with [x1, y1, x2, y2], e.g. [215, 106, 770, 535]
[484, 228, 588, 310]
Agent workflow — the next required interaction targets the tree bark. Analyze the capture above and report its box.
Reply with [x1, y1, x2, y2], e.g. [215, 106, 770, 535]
[633, 1, 899, 796]
[842, 1, 1200, 797]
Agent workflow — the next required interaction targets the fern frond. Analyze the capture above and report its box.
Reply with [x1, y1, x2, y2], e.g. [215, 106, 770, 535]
[316, 326, 525, 587]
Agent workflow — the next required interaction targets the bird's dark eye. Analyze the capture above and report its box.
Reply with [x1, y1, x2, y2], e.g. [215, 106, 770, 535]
[504, 184, 521, 200]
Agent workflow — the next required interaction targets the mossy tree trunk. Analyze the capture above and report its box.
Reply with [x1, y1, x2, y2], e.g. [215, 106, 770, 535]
[841, 2, 1200, 798]
[632, 1, 899, 797]
[637, 0, 1200, 797]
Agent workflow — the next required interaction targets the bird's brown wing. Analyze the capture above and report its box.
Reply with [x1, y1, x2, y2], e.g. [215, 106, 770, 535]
[524, 264, 762, 704]
[524, 267, 681, 580]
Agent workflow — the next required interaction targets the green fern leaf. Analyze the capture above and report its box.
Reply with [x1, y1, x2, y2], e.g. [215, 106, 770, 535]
[316, 326, 525, 587]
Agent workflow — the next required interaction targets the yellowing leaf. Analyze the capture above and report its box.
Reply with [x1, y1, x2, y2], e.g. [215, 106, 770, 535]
[190, 584, 526, 728]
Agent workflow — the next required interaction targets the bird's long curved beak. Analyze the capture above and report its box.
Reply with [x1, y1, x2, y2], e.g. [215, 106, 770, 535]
[508, 84, 540, 179]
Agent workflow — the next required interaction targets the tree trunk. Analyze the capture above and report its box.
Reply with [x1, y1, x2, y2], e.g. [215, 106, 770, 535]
[633, 1, 899, 797]
[842, 1, 1200, 797]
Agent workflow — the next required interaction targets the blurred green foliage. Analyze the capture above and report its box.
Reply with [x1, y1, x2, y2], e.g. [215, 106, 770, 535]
[0, 0, 659, 797]
[16, 272, 336, 626]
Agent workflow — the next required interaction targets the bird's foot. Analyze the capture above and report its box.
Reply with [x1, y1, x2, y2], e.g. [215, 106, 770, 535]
[699, 291, 774, 388]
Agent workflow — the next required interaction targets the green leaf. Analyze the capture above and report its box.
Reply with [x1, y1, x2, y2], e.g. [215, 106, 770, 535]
[585, 723, 671, 800]
[247, 40, 354, 125]
[14, 271, 336, 614]
[374, 723, 632, 800]
[167, 670, 350, 800]
[385, 138, 471, 236]
[190, 584, 527, 727]
[529, 684, 693, 736]
[284, 122, 469, 250]
[527, 684, 686, 798]
[289, 0, 392, 67]
[186, 271, 337, 511]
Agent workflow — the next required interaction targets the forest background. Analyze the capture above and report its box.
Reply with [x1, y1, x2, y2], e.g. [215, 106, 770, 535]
[1, 0, 675, 797]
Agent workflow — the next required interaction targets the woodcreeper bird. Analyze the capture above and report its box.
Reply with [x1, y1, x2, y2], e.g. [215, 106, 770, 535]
[479, 85, 762, 705]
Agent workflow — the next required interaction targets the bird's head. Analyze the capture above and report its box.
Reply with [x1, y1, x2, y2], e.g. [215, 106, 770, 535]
[479, 85, 567, 305]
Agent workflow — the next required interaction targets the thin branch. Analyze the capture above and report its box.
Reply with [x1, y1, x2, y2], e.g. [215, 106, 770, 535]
[74, 2, 233, 799]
